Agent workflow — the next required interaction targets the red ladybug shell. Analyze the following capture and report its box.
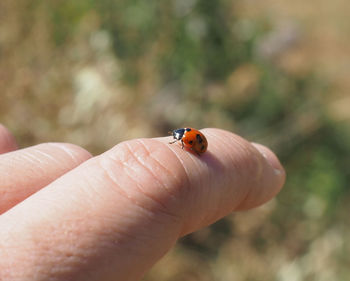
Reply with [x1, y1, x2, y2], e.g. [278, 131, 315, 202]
[170, 127, 208, 154]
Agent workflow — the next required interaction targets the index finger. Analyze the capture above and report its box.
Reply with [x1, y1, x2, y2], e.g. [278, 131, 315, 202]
[0, 128, 285, 281]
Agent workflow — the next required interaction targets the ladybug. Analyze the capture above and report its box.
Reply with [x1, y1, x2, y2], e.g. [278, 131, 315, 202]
[169, 127, 208, 155]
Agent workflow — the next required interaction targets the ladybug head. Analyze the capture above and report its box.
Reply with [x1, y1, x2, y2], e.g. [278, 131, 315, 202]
[172, 128, 185, 140]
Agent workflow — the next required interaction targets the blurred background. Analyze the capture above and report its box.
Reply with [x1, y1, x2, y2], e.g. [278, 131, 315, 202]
[1, 0, 350, 280]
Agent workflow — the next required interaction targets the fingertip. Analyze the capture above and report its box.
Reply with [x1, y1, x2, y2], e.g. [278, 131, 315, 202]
[189, 128, 286, 211]
[234, 142, 286, 210]
[251, 142, 286, 198]
[201, 128, 286, 185]
[251, 143, 285, 177]
[0, 124, 18, 154]
[0, 142, 92, 214]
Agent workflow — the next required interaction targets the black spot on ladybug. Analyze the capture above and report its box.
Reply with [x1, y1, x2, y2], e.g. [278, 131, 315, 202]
[185, 128, 192, 132]
[189, 140, 193, 144]
[196, 134, 203, 143]
[201, 145, 205, 151]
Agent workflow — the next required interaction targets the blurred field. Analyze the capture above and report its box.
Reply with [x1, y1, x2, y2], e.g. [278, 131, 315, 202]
[1, 0, 350, 280]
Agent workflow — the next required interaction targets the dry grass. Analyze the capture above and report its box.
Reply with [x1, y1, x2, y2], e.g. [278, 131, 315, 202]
[1, 1, 349, 280]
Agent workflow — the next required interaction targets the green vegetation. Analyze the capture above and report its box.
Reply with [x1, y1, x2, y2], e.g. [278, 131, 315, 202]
[1, 0, 349, 280]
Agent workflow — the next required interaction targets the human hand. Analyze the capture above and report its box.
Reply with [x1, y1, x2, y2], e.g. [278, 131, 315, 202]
[0, 124, 285, 281]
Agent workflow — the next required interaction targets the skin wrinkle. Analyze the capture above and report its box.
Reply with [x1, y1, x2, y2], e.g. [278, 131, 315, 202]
[75, 170, 106, 205]
[125, 141, 175, 201]
[1, 153, 49, 203]
[138, 139, 182, 199]
[101, 163, 161, 222]
[100, 146, 182, 224]
[19, 151, 41, 164]
[124, 142, 170, 211]
[47, 143, 84, 166]
[32, 148, 60, 164]
[0, 145, 89, 193]
[156, 142, 200, 235]
[163, 142, 193, 200]
[163, 143, 202, 219]
[123, 142, 181, 219]
[99, 154, 157, 217]
[11, 150, 57, 181]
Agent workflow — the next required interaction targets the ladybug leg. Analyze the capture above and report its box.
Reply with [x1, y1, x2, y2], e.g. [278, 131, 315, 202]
[169, 139, 178, 144]
[181, 140, 184, 149]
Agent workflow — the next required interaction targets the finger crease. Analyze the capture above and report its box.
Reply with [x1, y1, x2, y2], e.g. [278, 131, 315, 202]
[137, 140, 181, 198]
[122, 143, 180, 220]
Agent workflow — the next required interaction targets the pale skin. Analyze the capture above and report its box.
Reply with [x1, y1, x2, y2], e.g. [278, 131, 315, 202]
[0, 124, 285, 281]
